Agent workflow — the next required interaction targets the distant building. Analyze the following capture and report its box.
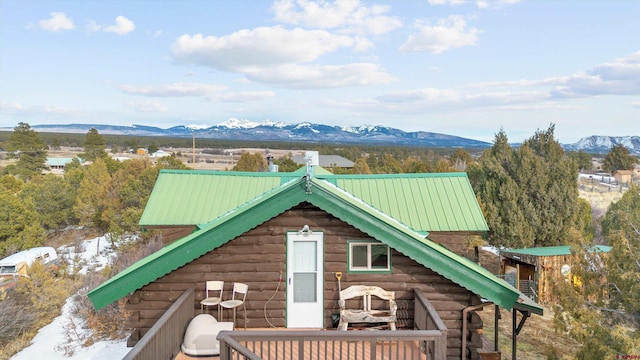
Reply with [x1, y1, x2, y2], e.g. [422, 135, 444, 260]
[291, 154, 354, 169]
[150, 150, 170, 158]
[46, 157, 81, 171]
[613, 169, 633, 185]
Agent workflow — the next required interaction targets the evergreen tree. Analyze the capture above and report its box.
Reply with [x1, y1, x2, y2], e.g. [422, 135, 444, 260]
[450, 148, 474, 171]
[155, 156, 191, 170]
[352, 157, 372, 174]
[567, 150, 593, 171]
[555, 185, 640, 358]
[6, 122, 48, 180]
[19, 174, 77, 229]
[469, 126, 580, 247]
[273, 156, 301, 172]
[74, 158, 110, 229]
[0, 191, 46, 257]
[102, 159, 156, 236]
[232, 152, 267, 172]
[80, 128, 108, 161]
[602, 144, 638, 173]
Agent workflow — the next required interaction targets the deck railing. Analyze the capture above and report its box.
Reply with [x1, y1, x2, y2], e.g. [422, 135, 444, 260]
[123, 288, 194, 360]
[218, 329, 447, 360]
[413, 288, 448, 359]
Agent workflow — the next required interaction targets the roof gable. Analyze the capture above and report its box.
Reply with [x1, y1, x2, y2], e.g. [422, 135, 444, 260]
[89, 173, 539, 315]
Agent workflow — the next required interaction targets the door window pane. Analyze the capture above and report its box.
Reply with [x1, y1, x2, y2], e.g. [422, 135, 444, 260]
[294, 241, 317, 272]
[293, 272, 317, 302]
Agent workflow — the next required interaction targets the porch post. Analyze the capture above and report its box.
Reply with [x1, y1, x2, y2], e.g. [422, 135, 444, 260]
[494, 304, 499, 352]
[512, 308, 517, 360]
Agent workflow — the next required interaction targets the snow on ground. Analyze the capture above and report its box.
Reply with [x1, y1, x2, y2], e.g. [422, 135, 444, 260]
[11, 235, 130, 360]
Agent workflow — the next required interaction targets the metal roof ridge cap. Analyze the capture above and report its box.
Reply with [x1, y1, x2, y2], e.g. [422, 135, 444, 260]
[320, 172, 469, 179]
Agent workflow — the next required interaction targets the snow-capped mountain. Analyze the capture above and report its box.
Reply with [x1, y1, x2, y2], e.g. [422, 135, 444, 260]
[23, 121, 492, 148]
[564, 135, 640, 156]
[8, 122, 639, 154]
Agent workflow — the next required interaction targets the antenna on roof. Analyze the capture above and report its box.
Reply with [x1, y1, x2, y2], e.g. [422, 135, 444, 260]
[304, 151, 318, 194]
[266, 154, 278, 172]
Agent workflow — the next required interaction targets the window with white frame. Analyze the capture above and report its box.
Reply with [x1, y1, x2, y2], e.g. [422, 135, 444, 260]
[348, 241, 391, 272]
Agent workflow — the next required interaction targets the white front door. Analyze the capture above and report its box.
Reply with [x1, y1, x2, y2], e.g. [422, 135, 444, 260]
[286, 231, 324, 328]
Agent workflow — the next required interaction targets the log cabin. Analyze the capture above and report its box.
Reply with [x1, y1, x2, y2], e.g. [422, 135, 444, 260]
[88, 159, 542, 359]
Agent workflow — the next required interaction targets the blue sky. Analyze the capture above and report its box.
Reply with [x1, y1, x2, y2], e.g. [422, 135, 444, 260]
[0, 0, 638, 143]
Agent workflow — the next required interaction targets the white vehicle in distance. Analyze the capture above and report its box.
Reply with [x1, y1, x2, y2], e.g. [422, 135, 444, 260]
[0, 247, 59, 298]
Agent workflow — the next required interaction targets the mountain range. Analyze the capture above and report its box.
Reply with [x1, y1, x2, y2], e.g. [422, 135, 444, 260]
[4, 119, 639, 155]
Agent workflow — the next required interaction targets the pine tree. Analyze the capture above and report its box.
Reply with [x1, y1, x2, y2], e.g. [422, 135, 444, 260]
[469, 126, 580, 247]
[19, 174, 77, 229]
[233, 152, 267, 171]
[0, 191, 46, 257]
[6, 122, 48, 180]
[79, 128, 108, 161]
[602, 144, 638, 173]
[555, 185, 640, 358]
[74, 158, 111, 229]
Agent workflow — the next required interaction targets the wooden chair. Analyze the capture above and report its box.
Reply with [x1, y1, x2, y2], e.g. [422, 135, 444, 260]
[200, 280, 224, 319]
[220, 282, 248, 330]
[338, 285, 397, 331]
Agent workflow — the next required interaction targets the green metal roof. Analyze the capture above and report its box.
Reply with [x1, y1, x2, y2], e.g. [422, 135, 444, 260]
[140, 169, 488, 234]
[500, 245, 612, 257]
[89, 173, 541, 315]
[139, 170, 299, 226]
[323, 173, 488, 233]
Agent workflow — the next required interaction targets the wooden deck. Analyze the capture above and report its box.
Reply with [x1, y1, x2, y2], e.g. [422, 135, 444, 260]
[177, 328, 427, 360]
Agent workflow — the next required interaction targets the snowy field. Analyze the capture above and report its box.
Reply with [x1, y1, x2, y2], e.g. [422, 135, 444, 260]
[11, 236, 130, 360]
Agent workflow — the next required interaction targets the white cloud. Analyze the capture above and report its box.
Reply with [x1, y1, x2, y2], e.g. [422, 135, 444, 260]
[0, 102, 80, 118]
[38, 12, 75, 32]
[366, 51, 640, 114]
[171, 26, 369, 71]
[104, 16, 135, 35]
[125, 100, 167, 112]
[271, 0, 402, 35]
[86, 16, 135, 35]
[217, 91, 276, 102]
[476, 0, 521, 9]
[551, 51, 640, 98]
[119, 83, 226, 97]
[244, 63, 395, 88]
[118, 82, 274, 102]
[632, 101, 640, 109]
[400, 15, 480, 54]
[85, 20, 102, 33]
[428, 0, 467, 6]
[427, 0, 520, 8]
